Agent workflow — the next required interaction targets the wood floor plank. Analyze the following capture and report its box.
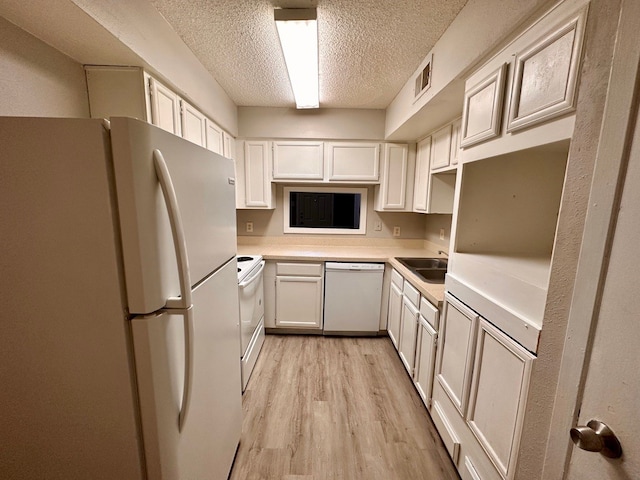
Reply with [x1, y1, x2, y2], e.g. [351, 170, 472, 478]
[229, 335, 459, 480]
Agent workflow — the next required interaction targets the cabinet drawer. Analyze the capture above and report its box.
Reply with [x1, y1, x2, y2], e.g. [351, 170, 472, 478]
[431, 399, 461, 464]
[402, 280, 420, 307]
[420, 296, 439, 330]
[391, 268, 404, 289]
[276, 262, 323, 276]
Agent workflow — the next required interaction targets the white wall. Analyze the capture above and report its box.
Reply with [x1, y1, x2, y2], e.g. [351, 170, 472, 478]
[238, 107, 386, 140]
[0, 17, 89, 117]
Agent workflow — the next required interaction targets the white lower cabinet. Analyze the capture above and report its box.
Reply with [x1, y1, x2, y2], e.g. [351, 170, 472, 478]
[414, 297, 439, 410]
[387, 271, 403, 349]
[398, 292, 419, 374]
[432, 292, 535, 480]
[466, 319, 534, 479]
[436, 293, 479, 415]
[275, 262, 324, 329]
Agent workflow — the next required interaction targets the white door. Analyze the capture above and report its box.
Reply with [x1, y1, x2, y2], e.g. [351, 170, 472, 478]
[548, 4, 640, 477]
[564, 82, 640, 480]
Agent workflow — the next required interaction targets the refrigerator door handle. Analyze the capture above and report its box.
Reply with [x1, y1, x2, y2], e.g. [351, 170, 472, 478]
[153, 149, 193, 309]
[179, 306, 194, 432]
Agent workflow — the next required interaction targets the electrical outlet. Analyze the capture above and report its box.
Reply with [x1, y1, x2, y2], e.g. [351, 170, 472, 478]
[393, 226, 401, 237]
[440, 228, 445, 240]
[246, 222, 253, 233]
[374, 220, 382, 231]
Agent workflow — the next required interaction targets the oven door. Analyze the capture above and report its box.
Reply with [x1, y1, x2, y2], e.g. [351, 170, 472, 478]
[238, 261, 265, 356]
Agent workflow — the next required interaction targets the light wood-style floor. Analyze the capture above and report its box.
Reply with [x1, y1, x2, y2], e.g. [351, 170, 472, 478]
[229, 334, 459, 480]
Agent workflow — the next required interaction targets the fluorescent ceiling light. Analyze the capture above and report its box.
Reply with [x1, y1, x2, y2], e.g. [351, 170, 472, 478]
[274, 8, 319, 109]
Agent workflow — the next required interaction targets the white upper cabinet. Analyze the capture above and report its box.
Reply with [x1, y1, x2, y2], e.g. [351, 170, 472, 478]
[325, 142, 380, 182]
[180, 99, 206, 148]
[460, 64, 507, 149]
[460, 2, 588, 161]
[506, 7, 587, 132]
[430, 124, 453, 171]
[450, 118, 462, 167]
[149, 76, 182, 136]
[205, 118, 225, 155]
[238, 140, 275, 209]
[375, 143, 411, 211]
[223, 132, 236, 160]
[84, 66, 235, 153]
[85, 66, 153, 123]
[413, 137, 432, 213]
[272, 141, 324, 181]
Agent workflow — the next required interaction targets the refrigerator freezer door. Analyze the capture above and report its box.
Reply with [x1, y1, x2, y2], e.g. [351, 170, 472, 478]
[131, 259, 242, 480]
[110, 117, 237, 314]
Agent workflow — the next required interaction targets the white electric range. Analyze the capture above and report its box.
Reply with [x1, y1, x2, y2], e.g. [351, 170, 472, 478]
[236, 255, 265, 391]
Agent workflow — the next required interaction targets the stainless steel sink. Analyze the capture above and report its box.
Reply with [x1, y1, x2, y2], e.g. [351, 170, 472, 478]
[396, 257, 448, 284]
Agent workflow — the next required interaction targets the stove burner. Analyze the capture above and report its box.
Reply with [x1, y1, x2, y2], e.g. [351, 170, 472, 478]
[237, 256, 254, 262]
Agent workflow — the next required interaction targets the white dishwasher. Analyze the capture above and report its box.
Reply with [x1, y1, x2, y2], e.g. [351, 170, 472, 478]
[323, 262, 385, 335]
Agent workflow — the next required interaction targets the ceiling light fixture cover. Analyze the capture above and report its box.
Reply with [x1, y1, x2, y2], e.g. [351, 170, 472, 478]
[274, 8, 319, 109]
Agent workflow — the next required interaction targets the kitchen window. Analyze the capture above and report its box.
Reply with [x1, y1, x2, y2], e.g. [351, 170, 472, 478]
[283, 186, 367, 234]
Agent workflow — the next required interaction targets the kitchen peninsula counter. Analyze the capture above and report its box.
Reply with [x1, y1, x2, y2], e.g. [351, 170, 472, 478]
[237, 236, 446, 307]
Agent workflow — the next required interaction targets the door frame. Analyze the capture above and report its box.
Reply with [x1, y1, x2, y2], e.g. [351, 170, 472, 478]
[542, 0, 640, 477]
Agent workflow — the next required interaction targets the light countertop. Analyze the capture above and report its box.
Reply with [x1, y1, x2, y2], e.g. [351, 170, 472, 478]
[237, 236, 447, 307]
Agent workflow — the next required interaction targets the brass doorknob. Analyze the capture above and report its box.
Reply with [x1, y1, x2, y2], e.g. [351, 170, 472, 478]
[570, 420, 622, 458]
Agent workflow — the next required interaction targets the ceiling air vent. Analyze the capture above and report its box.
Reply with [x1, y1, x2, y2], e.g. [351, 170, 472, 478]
[414, 53, 433, 101]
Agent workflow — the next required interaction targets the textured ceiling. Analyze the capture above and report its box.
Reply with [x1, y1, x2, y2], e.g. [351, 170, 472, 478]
[149, 0, 468, 109]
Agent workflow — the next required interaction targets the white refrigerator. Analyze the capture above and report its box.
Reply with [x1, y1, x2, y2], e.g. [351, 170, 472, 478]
[0, 117, 242, 479]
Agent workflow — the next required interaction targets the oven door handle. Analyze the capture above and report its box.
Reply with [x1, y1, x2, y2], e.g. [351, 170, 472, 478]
[239, 261, 265, 288]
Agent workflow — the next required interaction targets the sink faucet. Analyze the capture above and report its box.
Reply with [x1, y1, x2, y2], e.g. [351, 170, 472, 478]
[438, 250, 449, 257]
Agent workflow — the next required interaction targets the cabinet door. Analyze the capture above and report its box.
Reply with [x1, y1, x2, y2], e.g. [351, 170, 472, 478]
[377, 143, 409, 210]
[414, 317, 437, 409]
[413, 137, 431, 212]
[506, 8, 587, 132]
[460, 64, 507, 148]
[205, 118, 224, 155]
[223, 132, 235, 160]
[466, 319, 534, 479]
[430, 124, 452, 171]
[387, 281, 403, 350]
[272, 141, 324, 181]
[275, 276, 323, 329]
[243, 140, 273, 208]
[436, 294, 479, 416]
[398, 295, 419, 375]
[325, 142, 380, 182]
[450, 118, 462, 166]
[149, 77, 181, 136]
[180, 100, 206, 147]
